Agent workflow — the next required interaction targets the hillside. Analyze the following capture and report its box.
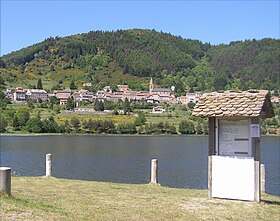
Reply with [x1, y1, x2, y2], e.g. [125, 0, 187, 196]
[0, 29, 279, 94]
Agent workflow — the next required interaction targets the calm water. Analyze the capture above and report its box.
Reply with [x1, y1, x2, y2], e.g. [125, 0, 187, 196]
[0, 135, 279, 196]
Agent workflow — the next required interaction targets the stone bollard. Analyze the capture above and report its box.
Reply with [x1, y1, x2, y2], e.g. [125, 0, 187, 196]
[150, 159, 158, 184]
[0, 167, 11, 195]
[261, 164, 265, 193]
[46, 154, 52, 177]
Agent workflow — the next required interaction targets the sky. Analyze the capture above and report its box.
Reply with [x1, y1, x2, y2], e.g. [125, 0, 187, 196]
[0, 0, 279, 56]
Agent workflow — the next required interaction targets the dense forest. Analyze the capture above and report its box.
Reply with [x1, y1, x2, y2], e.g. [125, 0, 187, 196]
[0, 29, 279, 94]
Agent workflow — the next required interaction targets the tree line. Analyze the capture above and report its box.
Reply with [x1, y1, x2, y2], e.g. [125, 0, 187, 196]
[0, 107, 207, 135]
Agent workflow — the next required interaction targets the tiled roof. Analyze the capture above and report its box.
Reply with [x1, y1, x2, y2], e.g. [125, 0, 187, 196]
[192, 90, 274, 118]
[152, 88, 171, 92]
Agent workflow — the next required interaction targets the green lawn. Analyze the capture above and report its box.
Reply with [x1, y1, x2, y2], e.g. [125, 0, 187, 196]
[1, 177, 279, 220]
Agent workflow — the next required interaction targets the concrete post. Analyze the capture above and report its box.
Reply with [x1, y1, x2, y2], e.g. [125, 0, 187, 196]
[46, 154, 52, 177]
[261, 164, 265, 193]
[0, 167, 11, 195]
[150, 159, 158, 184]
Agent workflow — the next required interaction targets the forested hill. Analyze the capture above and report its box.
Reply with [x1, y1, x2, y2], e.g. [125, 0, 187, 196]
[0, 29, 279, 94]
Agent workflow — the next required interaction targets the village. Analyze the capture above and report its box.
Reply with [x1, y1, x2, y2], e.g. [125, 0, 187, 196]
[2, 78, 203, 113]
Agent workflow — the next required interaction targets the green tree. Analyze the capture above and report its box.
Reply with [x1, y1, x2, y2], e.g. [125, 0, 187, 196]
[70, 80, 77, 90]
[0, 91, 9, 109]
[187, 102, 195, 110]
[179, 120, 195, 134]
[134, 112, 147, 126]
[84, 119, 101, 133]
[37, 78, 43, 89]
[0, 76, 5, 89]
[66, 98, 75, 110]
[26, 114, 43, 133]
[27, 100, 35, 108]
[123, 98, 131, 114]
[94, 99, 104, 111]
[12, 114, 20, 130]
[64, 120, 71, 133]
[101, 120, 116, 134]
[0, 59, 6, 68]
[49, 96, 59, 104]
[0, 113, 8, 132]
[42, 116, 60, 133]
[70, 117, 80, 132]
[195, 123, 204, 135]
[104, 100, 116, 110]
[117, 123, 137, 134]
[17, 109, 30, 127]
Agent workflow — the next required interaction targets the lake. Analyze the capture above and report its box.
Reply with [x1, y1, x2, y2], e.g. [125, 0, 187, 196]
[0, 135, 279, 196]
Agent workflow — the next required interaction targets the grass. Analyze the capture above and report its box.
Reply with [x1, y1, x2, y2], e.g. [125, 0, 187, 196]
[55, 112, 136, 125]
[1, 177, 279, 220]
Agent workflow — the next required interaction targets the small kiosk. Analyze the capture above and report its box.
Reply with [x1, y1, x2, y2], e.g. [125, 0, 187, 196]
[193, 90, 274, 202]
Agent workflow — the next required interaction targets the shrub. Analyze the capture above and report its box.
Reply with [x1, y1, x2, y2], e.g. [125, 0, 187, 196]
[179, 120, 195, 134]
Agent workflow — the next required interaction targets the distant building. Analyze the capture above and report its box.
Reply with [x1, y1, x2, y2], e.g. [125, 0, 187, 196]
[26, 89, 48, 102]
[53, 89, 71, 105]
[178, 96, 187, 105]
[73, 90, 95, 103]
[74, 108, 96, 113]
[186, 92, 201, 103]
[271, 96, 280, 104]
[103, 85, 112, 93]
[152, 106, 165, 114]
[147, 94, 160, 103]
[13, 88, 26, 101]
[178, 92, 201, 105]
[117, 84, 129, 92]
[149, 78, 171, 97]
[3, 88, 13, 101]
[82, 83, 92, 87]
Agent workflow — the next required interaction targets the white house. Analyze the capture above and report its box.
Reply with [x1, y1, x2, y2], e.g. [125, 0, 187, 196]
[26, 89, 48, 101]
[13, 88, 26, 101]
[152, 106, 165, 114]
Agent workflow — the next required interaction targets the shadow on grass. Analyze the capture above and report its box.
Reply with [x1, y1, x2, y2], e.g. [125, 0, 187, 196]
[262, 199, 280, 205]
[2, 195, 67, 215]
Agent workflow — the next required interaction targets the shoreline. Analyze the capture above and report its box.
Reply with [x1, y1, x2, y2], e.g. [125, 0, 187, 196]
[0, 133, 206, 137]
[1, 133, 279, 137]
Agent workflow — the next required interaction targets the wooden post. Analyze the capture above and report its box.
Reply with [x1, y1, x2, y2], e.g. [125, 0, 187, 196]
[0, 167, 11, 195]
[261, 164, 265, 193]
[46, 154, 52, 177]
[150, 159, 158, 184]
[208, 156, 212, 198]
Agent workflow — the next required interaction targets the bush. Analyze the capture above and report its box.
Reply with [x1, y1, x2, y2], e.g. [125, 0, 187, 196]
[196, 123, 204, 135]
[117, 123, 137, 134]
[101, 120, 116, 134]
[142, 122, 177, 134]
[26, 115, 43, 133]
[42, 116, 60, 133]
[134, 112, 147, 126]
[70, 117, 80, 132]
[0, 113, 8, 132]
[84, 119, 102, 133]
[179, 120, 195, 134]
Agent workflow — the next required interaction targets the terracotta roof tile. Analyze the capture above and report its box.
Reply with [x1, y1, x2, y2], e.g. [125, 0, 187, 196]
[192, 90, 274, 118]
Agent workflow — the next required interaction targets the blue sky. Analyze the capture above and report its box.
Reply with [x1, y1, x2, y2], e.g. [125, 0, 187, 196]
[1, 0, 279, 56]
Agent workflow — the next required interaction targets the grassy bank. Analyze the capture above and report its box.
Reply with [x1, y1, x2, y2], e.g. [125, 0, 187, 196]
[1, 177, 279, 220]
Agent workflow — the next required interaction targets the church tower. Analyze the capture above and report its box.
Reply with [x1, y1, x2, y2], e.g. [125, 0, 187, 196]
[149, 78, 154, 94]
